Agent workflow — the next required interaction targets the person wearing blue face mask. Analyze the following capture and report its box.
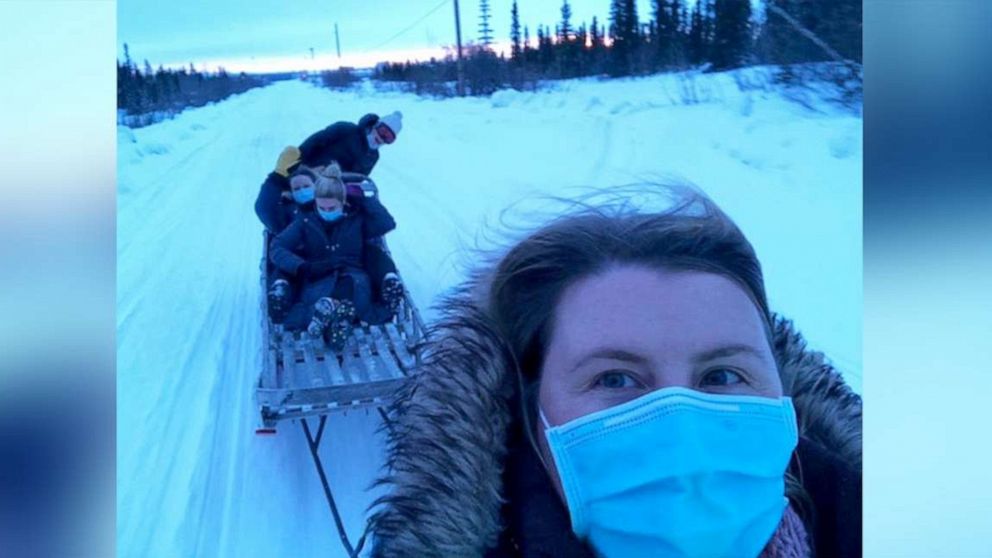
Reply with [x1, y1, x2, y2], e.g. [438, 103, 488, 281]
[254, 146, 314, 234]
[269, 163, 404, 350]
[367, 189, 862, 558]
[255, 147, 320, 320]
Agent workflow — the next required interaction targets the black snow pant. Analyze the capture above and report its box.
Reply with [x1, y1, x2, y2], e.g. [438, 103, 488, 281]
[283, 269, 394, 331]
[363, 241, 398, 302]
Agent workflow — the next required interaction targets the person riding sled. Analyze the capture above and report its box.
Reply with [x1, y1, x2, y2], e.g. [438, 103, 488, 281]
[257, 147, 404, 323]
[254, 146, 317, 234]
[365, 188, 862, 558]
[269, 163, 403, 350]
[299, 111, 402, 175]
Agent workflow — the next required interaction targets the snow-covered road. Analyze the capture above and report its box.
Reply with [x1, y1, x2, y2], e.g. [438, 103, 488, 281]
[118, 72, 861, 557]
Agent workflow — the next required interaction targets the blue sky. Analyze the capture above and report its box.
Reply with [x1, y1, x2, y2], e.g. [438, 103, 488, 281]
[118, 0, 656, 72]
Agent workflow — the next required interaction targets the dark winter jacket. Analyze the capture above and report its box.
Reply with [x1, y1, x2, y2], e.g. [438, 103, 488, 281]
[298, 113, 381, 175]
[254, 172, 309, 233]
[269, 193, 396, 277]
[366, 278, 863, 558]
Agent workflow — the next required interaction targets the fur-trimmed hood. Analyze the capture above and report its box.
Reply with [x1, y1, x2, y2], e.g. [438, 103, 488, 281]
[367, 277, 862, 557]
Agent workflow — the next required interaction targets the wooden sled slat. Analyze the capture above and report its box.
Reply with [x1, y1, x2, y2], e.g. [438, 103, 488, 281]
[353, 328, 387, 382]
[370, 327, 405, 380]
[341, 335, 371, 386]
[280, 338, 297, 390]
[384, 323, 416, 371]
[301, 340, 325, 388]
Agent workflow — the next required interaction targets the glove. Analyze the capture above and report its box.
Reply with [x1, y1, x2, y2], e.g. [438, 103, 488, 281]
[275, 146, 302, 177]
[296, 262, 312, 278]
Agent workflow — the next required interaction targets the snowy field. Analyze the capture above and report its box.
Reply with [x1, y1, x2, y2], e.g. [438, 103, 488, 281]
[117, 69, 862, 557]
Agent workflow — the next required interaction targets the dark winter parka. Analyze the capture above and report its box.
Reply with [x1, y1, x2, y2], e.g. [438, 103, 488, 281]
[254, 172, 308, 233]
[298, 113, 381, 175]
[270, 192, 395, 277]
[270, 193, 395, 321]
[366, 278, 863, 558]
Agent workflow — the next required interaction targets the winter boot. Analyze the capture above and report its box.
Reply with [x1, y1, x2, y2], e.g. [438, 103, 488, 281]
[307, 297, 337, 338]
[267, 279, 291, 322]
[325, 300, 357, 352]
[381, 272, 404, 315]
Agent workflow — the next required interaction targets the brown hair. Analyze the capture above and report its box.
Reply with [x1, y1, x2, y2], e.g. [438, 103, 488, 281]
[290, 165, 319, 182]
[488, 188, 773, 383]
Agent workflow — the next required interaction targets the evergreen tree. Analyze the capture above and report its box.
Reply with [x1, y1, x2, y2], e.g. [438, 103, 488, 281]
[687, 0, 705, 65]
[558, 1, 576, 77]
[559, 0, 573, 42]
[711, 0, 750, 69]
[536, 25, 545, 71]
[624, 0, 640, 48]
[119, 44, 140, 113]
[608, 0, 627, 75]
[668, 0, 686, 68]
[576, 22, 588, 48]
[575, 22, 589, 75]
[479, 0, 494, 47]
[653, 0, 675, 68]
[609, 0, 640, 75]
[510, 1, 523, 62]
[609, 0, 621, 42]
[590, 16, 602, 49]
[523, 25, 534, 66]
[116, 60, 127, 110]
[537, 25, 554, 72]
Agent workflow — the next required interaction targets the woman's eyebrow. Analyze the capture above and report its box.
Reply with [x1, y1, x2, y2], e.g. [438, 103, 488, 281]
[692, 344, 766, 363]
[572, 348, 650, 371]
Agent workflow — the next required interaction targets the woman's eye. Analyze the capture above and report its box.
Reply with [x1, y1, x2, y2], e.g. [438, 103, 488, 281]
[593, 371, 641, 389]
[700, 368, 745, 387]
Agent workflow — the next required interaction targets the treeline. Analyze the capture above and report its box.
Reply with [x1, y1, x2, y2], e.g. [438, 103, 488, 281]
[373, 0, 861, 98]
[117, 43, 267, 127]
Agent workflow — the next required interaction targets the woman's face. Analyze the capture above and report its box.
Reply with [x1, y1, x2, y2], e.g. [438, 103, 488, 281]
[538, 265, 782, 428]
[315, 197, 343, 212]
[289, 175, 314, 192]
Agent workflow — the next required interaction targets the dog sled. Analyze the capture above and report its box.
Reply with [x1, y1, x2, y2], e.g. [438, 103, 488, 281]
[254, 173, 423, 557]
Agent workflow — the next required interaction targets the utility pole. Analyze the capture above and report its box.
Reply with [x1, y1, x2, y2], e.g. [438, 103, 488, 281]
[453, 0, 465, 96]
[334, 23, 342, 59]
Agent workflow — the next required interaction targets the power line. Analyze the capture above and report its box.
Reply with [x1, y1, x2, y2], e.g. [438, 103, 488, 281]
[364, 0, 451, 53]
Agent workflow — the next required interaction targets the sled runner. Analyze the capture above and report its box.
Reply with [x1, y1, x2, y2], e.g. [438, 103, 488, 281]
[256, 173, 423, 429]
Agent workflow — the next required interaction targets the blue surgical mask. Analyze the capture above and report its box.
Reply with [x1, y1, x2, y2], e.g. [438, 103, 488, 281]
[317, 207, 344, 222]
[541, 387, 798, 558]
[292, 187, 314, 204]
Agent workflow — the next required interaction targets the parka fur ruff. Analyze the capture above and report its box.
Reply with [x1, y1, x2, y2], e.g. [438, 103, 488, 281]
[366, 277, 862, 558]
